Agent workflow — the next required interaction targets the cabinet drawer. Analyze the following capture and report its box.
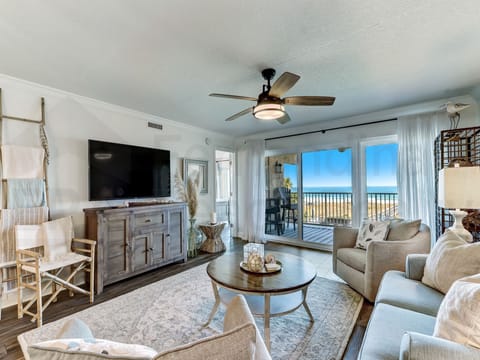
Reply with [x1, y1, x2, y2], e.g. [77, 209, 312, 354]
[134, 212, 165, 227]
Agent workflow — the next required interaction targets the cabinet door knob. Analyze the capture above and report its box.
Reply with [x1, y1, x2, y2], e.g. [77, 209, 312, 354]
[145, 219, 152, 223]
[149, 247, 154, 251]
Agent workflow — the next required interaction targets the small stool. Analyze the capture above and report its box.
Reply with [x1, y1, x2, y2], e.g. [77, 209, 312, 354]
[199, 223, 226, 253]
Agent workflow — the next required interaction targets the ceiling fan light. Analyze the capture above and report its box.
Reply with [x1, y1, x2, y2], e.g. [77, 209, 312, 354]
[253, 103, 285, 120]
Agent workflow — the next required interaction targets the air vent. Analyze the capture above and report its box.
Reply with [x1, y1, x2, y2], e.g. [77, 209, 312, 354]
[148, 122, 163, 130]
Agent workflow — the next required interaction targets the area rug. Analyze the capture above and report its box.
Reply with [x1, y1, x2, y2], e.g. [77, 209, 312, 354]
[18, 263, 363, 360]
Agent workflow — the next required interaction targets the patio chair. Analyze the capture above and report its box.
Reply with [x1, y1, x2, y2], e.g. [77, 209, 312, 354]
[275, 187, 297, 230]
[15, 216, 95, 327]
[265, 198, 284, 235]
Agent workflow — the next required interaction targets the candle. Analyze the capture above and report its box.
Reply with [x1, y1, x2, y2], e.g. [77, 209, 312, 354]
[210, 212, 217, 224]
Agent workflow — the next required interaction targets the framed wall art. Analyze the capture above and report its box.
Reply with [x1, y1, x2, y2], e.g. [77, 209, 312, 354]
[184, 158, 208, 193]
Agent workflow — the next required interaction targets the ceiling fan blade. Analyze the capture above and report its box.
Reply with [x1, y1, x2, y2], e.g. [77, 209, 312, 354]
[225, 107, 253, 121]
[283, 96, 335, 106]
[209, 93, 257, 101]
[269, 72, 301, 98]
[276, 112, 291, 125]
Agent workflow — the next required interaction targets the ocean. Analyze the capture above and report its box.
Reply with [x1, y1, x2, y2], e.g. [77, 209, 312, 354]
[292, 186, 397, 193]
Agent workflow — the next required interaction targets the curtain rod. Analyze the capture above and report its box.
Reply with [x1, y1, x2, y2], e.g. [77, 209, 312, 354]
[265, 117, 397, 141]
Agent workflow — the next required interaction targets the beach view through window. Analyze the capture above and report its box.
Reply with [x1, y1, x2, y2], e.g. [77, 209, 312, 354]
[365, 143, 398, 219]
[265, 142, 398, 247]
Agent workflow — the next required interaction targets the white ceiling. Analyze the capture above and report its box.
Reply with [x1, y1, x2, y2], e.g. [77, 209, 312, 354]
[1, 1, 480, 137]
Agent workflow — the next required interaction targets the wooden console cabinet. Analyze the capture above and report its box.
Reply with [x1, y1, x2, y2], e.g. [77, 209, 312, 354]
[84, 202, 187, 294]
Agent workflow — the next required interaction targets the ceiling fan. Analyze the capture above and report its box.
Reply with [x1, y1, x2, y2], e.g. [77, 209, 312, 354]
[210, 68, 335, 124]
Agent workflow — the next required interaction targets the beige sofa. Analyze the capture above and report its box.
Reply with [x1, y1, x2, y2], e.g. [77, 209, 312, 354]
[333, 223, 431, 302]
[21, 295, 271, 360]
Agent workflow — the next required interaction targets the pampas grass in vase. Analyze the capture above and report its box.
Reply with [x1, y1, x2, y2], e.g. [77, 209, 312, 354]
[174, 169, 200, 219]
[174, 169, 201, 257]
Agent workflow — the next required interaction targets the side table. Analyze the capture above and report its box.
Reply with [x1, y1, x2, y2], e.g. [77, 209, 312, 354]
[199, 222, 226, 253]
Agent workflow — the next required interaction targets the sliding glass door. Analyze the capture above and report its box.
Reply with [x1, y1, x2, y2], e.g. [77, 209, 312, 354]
[265, 137, 398, 250]
[265, 148, 353, 249]
[265, 154, 298, 238]
[301, 148, 352, 247]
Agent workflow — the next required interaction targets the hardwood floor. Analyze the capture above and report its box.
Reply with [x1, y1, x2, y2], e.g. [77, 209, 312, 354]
[0, 237, 371, 359]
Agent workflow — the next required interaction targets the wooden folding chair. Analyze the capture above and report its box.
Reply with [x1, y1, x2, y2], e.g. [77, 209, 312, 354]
[15, 217, 95, 327]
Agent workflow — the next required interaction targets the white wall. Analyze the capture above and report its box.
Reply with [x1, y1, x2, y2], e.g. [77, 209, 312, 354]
[0, 74, 235, 236]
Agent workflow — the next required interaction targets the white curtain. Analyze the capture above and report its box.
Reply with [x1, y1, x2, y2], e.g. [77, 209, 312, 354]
[241, 139, 266, 243]
[215, 161, 230, 201]
[397, 111, 448, 246]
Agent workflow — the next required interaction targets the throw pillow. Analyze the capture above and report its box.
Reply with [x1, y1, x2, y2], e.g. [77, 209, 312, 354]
[355, 220, 390, 250]
[386, 219, 421, 241]
[434, 274, 480, 348]
[57, 318, 94, 341]
[42, 216, 74, 261]
[29, 338, 157, 359]
[422, 229, 480, 294]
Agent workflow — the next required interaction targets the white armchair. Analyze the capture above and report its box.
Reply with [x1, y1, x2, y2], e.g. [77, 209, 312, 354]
[15, 216, 95, 327]
[332, 223, 431, 302]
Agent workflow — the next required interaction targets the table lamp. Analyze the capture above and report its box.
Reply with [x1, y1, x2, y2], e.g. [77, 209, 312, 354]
[438, 165, 480, 242]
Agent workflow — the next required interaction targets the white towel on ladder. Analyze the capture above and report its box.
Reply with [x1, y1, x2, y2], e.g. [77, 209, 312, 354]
[1, 145, 45, 179]
[6, 179, 46, 208]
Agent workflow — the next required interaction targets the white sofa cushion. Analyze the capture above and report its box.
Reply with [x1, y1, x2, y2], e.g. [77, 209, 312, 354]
[434, 274, 480, 349]
[400, 331, 480, 360]
[57, 318, 94, 340]
[358, 303, 436, 359]
[337, 248, 366, 273]
[387, 219, 421, 241]
[376, 270, 444, 317]
[422, 229, 480, 294]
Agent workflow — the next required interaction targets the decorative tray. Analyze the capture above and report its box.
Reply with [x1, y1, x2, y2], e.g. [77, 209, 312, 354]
[240, 260, 282, 274]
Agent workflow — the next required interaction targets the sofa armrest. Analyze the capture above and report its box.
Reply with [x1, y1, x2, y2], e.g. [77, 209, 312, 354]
[224, 295, 255, 331]
[405, 254, 429, 281]
[400, 332, 480, 360]
[223, 295, 271, 360]
[332, 227, 358, 274]
[364, 234, 430, 302]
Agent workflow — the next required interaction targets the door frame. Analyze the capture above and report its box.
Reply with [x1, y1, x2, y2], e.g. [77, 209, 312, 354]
[214, 147, 235, 231]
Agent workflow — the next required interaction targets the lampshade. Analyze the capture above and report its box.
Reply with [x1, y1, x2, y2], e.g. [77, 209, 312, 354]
[253, 103, 285, 120]
[438, 166, 480, 209]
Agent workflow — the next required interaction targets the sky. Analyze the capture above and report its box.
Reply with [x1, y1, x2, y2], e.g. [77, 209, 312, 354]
[283, 143, 398, 189]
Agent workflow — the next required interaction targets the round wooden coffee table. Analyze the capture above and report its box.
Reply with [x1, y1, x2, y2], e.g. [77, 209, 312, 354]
[204, 251, 317, 351]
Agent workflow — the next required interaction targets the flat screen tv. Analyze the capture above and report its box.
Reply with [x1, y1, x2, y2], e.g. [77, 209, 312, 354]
[88, 140, 171, 201]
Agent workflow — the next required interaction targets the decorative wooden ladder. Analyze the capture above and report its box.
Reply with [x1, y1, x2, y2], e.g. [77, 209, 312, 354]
[0, 88, 50, 318]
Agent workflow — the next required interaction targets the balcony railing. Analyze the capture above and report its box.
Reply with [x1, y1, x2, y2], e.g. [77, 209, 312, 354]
[298, 191, 398, 226]
[366, 192, 399, 220]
